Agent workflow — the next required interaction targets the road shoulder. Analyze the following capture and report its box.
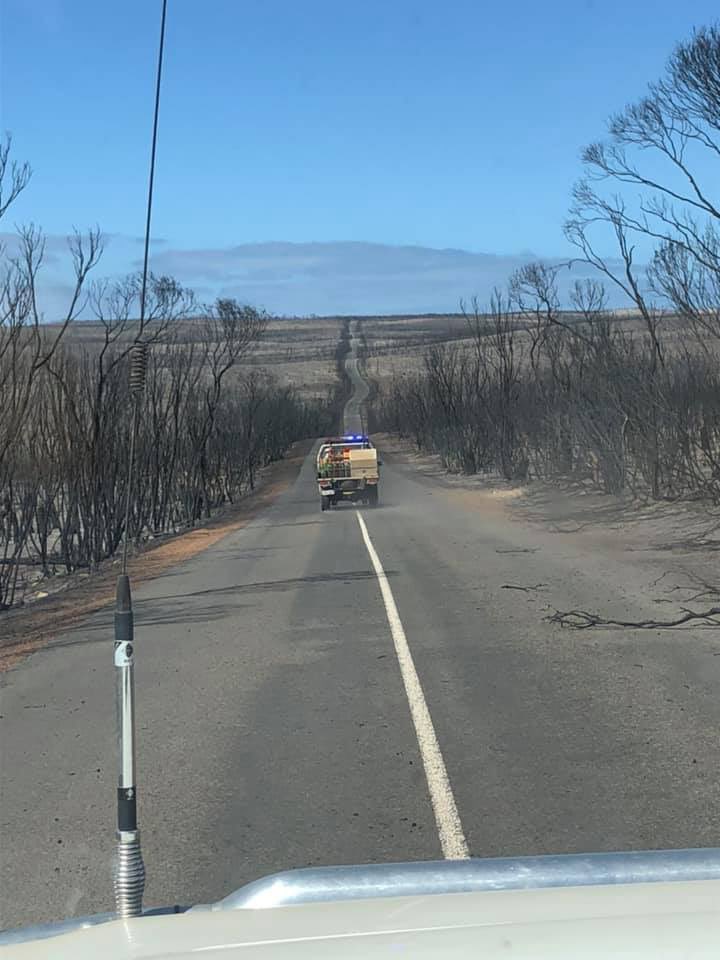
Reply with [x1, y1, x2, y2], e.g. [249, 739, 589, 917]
[373, 431, 719, 626]
[0, 440, 313, 671]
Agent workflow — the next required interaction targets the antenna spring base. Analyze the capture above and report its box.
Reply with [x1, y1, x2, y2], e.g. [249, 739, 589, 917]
[114, 830, 146, 918]
[129, 343, 148, 399]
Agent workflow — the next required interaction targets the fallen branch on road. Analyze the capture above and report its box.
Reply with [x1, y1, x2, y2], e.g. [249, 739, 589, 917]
[546, 606, 720, 629]
[501, 583, 546, 592]
[495, 547, 538, 554]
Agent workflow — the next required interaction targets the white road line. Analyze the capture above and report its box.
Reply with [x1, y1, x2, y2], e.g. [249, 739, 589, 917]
[356, 512, 470, 860]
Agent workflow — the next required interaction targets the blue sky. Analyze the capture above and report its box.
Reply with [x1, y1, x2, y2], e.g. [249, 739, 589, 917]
[0, 0, 717, 315]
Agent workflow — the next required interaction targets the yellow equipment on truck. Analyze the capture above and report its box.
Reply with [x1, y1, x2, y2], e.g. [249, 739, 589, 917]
[317, 434, 380, 511]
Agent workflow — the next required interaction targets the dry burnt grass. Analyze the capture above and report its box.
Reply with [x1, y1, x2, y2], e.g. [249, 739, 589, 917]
[360, 311, 719, 389]
[62, 315, 344, 400]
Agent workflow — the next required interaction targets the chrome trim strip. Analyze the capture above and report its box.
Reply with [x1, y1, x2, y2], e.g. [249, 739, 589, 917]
[0, 913, 116, 946]
[214, 848, 720, 910]
[0, 906, 184, 947]
[5, 850, 720, 943]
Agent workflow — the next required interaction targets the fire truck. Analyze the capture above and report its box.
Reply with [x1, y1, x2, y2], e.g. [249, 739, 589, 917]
[316, 435, 380, 510]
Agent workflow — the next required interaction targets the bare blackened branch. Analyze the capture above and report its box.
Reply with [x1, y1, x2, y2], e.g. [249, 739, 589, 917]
[0, 134, 31, 221]
[546, 606, 720, 629]
[565, 25, 719, 339]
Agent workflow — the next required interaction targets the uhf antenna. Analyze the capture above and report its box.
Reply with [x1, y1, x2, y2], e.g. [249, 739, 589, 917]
[113, 0, 168, 919]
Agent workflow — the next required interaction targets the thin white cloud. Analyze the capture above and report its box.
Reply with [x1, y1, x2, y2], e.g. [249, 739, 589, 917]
[0, 230, 74, 266]
[4, 236, 640, 320]
[131, 236, 169, 247]
[147, 241, 632, 314]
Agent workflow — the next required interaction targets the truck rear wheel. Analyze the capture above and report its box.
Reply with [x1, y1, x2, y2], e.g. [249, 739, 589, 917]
[367, 486, 379, 507]
[320, 497, 328, 512]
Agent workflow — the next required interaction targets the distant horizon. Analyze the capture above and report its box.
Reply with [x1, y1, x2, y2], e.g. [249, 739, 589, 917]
[12, 237, 641, 321]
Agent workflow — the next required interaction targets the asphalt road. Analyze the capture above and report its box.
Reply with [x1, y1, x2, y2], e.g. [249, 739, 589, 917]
[343, 321, 369, 434]
[2, 326, 719, 929]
